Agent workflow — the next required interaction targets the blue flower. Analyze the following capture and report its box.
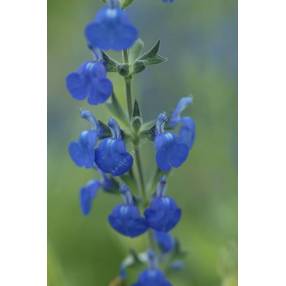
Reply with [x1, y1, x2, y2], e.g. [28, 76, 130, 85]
[80, 172, 119, 215]
[80, 180, 101, 215]
[108, 184, 148, 237]
[178, 117, 196, 149]
[68, 129, 98, 168]
[95, 118, 133, 176]
[80, 166, 119, 215]
[66, 61, 112, 105]
[169, 97, 196, 149]
[153, 231, 175, 253]
[154, 98, 196, 171]
[133, 269, 172, 286]
[144, 177, 181, 232]
[68, 110, 102, 168]
[85, 2, 138, 51]
[155, 113, 189, 172]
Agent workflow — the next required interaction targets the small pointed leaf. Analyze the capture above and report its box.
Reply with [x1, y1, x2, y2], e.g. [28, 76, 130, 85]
[132, 100, 141, 117]
[137, 40, 167, 67]
[139, 40, 161, 60]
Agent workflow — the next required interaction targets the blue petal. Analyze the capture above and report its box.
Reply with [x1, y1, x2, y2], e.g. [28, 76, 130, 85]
[66, 72, 88, 100]
[68, 130, 97, 168]
[169, 97, 193, 127]
[68, 141, 87, 167]
[87, 78, 112, 105]
[168, 141, 189, 168]
[95, 139, 133, 176]
[85, 7, 138, 51]
[155, 133, 189, 171]
[80, 180, 101, 215]
[79, 130, 98, 148]
[144, 197, 181, 232]
[178, 117, 196, 149]
[85, 62, 107, 78]
[108, 204, 148, 237]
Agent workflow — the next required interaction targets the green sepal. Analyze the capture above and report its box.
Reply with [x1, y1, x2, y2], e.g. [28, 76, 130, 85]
[97, 120, 112, 139]
[102, 51, 120, 72]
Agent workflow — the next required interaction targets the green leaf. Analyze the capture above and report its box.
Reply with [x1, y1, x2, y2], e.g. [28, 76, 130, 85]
[139, 40, 161, 59]
[121, 0, 135, 9]
[129, 39, 144, 63]
[142, 55, 167, 65]
[132, 61, 146, 74]
[102, 51, 119, 72]
[137, 40, 167, 67]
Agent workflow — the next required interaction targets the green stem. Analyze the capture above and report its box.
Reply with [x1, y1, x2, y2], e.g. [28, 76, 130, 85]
[134, 145, 147, 203]
[122, 49, 155, 252]
[122, 50, 133, 119]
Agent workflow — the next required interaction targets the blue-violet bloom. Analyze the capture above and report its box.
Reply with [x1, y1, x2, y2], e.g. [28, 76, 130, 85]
[169, 97, 196, 149]
[85, 1, 138, 51]
[80, 172, 118, 215]
[80, 180, 101, 215]
[145, 177, 181, 232]
[66, 61, 112, 105]
[155, 113, 189, 172]
[69, 130, 97, 168]
[95, 118, 133, 176]
[68, 110, 102, 168]
[108, 184, 148, 237]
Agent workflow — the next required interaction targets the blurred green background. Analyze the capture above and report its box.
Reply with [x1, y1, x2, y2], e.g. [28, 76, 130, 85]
[48, 0, 237, 285]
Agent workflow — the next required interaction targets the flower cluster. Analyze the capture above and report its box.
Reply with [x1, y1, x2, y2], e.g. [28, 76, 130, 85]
[66, 0, 195, 285]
